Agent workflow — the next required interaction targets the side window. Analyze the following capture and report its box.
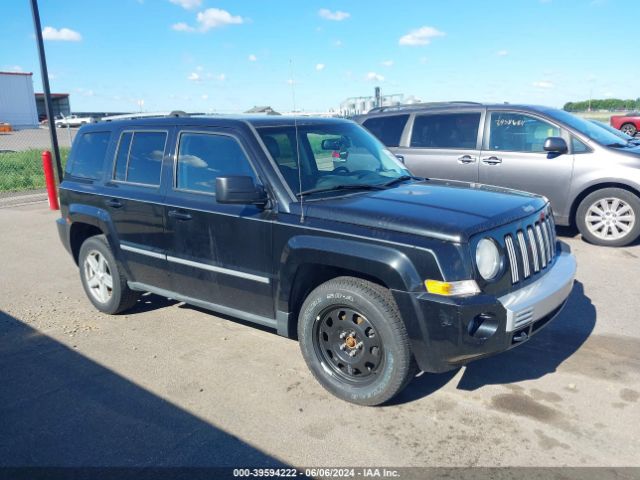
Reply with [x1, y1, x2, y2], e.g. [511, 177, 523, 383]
[176, 133, 255, 194]
[67, 131, 111, 179]
[572, 137, 590, 154]
[113, 131, 166, 185]
[410, 113, 481, 149]
[488, 112, 560, 153]
[362, 115, 409, 147]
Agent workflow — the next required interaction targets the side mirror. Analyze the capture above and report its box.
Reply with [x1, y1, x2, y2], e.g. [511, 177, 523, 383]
[395, 154, 405, 164]
[543, 137, 568, 154]
[321, 138, 343, 150]
[215, 176, 268, 206]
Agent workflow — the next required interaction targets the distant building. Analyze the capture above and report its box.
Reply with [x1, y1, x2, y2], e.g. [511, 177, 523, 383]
[245, 106, 280, 115]
[0, 71, 39, 128]
[339, 91, 422, 117]
[35, 93, 71, 121]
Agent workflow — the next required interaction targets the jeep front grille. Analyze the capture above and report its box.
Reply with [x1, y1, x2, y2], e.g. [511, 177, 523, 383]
[504, 216, 557, 285]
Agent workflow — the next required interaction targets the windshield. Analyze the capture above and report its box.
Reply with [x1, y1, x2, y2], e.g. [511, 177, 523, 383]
[589, 120, 633, 141]
[545, 108, 626, 146]
[256, 122, 410, 196]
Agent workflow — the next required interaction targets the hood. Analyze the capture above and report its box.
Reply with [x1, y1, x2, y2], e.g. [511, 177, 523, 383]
[304, 180, 547, 243]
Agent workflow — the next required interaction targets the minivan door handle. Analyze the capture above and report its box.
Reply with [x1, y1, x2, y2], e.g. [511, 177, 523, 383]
[168, 209, 192, 221]
[457, 155, 477, 164]
[482, 156, 503, 165]
[104, 198, 123, 209]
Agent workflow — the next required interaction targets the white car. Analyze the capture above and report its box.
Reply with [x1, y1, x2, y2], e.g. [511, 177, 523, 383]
[55, 114, 96, 128]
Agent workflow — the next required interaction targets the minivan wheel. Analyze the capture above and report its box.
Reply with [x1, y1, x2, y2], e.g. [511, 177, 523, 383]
[78, 235, 140, 314]
[298, 276, 415, 406]
[576, 188, 640, 247]
[620, 123, 637, 137]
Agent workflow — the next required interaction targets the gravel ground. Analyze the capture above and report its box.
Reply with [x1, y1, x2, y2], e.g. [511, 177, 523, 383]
[0, 126, 77, 152]
[0, 203, 639, 471]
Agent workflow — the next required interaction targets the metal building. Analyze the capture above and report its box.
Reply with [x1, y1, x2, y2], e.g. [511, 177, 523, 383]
[0, 71, 39, 128]
[35, 93, 70, 121]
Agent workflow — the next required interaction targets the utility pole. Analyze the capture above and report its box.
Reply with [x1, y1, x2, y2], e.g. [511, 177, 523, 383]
[30, 0, 63, 183]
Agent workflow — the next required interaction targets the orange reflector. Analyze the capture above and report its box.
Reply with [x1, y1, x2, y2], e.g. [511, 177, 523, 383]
[425, 280, 452, 295]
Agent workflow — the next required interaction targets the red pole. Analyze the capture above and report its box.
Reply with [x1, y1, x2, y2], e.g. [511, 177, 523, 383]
[42, 150, 60, 210]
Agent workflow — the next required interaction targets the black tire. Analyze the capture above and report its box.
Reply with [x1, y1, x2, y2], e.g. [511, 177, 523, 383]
[78, 235, 140, 314]
[620, 123, 637, 137]
[298, 276, 415, 406]
[576, 188, 640, 247]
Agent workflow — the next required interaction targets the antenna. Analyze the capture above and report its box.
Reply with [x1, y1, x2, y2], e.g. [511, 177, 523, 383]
[289, 59, 304, 223]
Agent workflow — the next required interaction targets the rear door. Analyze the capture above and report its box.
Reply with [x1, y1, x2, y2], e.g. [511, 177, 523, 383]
[163, 127, 274, 319]
[103, 128, 172, 290]
[479, 110, 574, 209]
[395, 110, 483, 182]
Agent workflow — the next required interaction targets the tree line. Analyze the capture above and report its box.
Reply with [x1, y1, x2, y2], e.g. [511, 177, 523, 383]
[564, 98, 640, 112]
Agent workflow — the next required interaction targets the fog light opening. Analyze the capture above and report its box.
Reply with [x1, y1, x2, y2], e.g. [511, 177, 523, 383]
[468, 312, 498, 340]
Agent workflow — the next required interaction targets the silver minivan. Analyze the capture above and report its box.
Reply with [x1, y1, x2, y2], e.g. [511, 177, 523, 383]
[356, 102, 640, 247]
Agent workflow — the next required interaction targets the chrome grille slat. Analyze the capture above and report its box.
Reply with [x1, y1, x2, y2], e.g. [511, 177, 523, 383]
[505, 234, 519, 284]
[535, 224, 547, 268]
[527, 227, 540, 272]
[516, 230, 530, 278]
[542, 220, 552, 261]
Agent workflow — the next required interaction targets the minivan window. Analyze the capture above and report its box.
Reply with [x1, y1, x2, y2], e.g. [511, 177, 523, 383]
[410, 113, 480, 149]
[488, 112, 560, 153]
[362, 115, 409, 147]
[113, 131, 166, 186]
[176, 133, 255, 194]
[67, 131, 111, 179]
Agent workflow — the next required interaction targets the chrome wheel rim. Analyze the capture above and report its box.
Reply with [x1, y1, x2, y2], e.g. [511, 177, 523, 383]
[585, 197, 636, 241]
[621, 124, 636, 136]
[83, 250, 113, 303]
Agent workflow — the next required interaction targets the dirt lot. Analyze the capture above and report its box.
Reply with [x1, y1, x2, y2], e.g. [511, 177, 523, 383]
[0, 203, 639, 470]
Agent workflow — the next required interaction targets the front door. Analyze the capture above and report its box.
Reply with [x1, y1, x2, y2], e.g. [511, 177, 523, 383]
[396, 110, 483, 182]
[163, 128, 274, 319]
[479, 111, 574, 211]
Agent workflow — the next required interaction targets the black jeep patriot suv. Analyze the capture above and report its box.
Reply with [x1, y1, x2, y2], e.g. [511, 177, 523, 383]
[57, 115, 576, 405]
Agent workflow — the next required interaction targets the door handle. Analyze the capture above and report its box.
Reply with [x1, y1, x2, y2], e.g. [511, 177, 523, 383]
[482, 156, 503, 165]
[168, 209, 192, 221]
[457, 155, 477, 164]
[105, 198, 123, 209]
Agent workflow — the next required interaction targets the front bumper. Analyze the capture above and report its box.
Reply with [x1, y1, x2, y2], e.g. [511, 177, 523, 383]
[392, 246, 576, 373]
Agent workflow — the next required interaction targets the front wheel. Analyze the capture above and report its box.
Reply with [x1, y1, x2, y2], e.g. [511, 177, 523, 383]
[298, 277, 415, 406]
[78, 235, 140, 314]
[576, 188, 640, 247]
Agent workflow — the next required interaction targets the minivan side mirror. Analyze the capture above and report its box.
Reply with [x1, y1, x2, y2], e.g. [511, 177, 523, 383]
[215, 176, 268, 206]
[543, 137, 568, 154]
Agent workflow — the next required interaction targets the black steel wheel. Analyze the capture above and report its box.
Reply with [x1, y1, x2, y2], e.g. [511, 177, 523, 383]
[298, 276, 415, 406]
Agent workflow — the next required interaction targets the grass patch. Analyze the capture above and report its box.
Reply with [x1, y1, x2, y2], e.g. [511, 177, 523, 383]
[0, 148, 70, 192]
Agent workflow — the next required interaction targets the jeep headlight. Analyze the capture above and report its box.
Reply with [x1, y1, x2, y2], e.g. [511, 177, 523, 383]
[476, 238, 502, 280]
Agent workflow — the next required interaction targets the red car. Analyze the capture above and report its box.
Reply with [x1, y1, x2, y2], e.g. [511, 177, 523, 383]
[610, 112, 640, 136]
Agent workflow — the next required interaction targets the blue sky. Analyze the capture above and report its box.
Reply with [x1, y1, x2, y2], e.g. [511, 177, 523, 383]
[1, 0, 636, 113]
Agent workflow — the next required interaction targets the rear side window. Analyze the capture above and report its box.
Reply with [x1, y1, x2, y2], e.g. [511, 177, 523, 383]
[113, 131, 166, 186]
[362, 115, 409, 147]
[67, 131, 111, 179]
[410, 113, 481, 149]
[176, 133, 255, 194]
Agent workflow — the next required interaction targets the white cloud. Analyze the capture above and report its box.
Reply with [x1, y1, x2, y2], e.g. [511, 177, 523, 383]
[3, 65, 24, 72]
[532, 81, 554, 89]
[603, 91, 614, 98]
[215, 73, 226, 81]
[333, 40, 343, 47]
[497, 50, 509, 57]
[188, 72, 202, 82]
[201, 93, 209, 100]
[169, 0, 202, 9]
[197, 8, 244, 31]
[381, 60, 394, 67]
[42, 26, 82, 42]
[419, 56, 428, 64]
[248, 54, 257, 62]
[318, 9, 350, 21]
[399, 26, 444, 46]
[171, 22, 194, 32]
[315, 63, 325, 71]
[366, 72, 385, 82]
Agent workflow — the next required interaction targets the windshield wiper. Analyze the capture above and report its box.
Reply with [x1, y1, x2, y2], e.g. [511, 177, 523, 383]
[607, 142, 630, 148]
[296, 183, 386, 197]
[380, 175, 424, 187]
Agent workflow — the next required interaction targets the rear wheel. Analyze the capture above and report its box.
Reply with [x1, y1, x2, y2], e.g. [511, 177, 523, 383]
[576, 188, 640, 247]
[620, 123, 637, 137]
[298, 276, 415, 406]
[79, 235, 140, 314]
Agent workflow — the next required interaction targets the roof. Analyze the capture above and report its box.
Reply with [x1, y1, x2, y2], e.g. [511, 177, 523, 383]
[0, 71, 33, 76]
[357, 102, 558, 118]
[84, 114, 352, 130]
[35, 93, 69, 99]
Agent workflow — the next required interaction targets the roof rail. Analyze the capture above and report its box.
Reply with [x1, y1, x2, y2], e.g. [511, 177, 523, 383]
[366, 101, 483, 114]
